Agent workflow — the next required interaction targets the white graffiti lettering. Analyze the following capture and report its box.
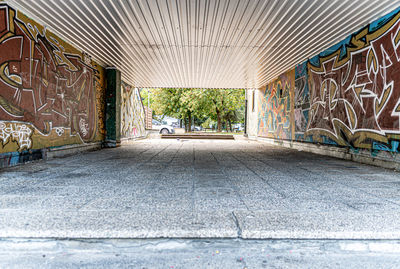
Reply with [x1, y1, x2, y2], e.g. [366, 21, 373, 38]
[0, 121, 32, 150]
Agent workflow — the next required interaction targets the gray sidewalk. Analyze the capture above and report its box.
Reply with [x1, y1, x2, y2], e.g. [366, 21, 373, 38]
[0, 139, 400, 239]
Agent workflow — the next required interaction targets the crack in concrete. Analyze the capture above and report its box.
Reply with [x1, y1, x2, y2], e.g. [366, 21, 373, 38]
[231, 211, 242, 238]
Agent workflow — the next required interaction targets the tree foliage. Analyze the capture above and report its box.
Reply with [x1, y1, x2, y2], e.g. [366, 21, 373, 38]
[146, 88, 245, 132]
[201, 89, 245, 131]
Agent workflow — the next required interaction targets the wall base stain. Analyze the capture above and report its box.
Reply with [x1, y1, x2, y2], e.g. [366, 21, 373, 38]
[0, 149, 44, 168]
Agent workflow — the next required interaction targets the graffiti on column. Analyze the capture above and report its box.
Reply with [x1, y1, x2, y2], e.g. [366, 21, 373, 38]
[121, 82, 146, 138]
[294, 62, 310, 141]
[0, 4, 103, 153]
[306, 8, 400, 152]
[258, 70, 295, 140]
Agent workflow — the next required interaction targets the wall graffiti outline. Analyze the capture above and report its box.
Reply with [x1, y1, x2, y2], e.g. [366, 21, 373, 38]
[0, 121, 32, 150]
[0, 4, 99, 151]
[121, 83, 146, 138]
[306, 8, 400, 150]
[294, 62, 310, 141]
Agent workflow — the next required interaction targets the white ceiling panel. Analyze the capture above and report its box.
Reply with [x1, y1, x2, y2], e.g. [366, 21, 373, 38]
[5, 0, 400, 89]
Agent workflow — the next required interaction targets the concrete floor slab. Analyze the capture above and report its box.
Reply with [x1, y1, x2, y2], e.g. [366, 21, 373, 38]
[0, 210, 238, 238]
[0, 139, 399, 239]
[235, 210, 400, 239]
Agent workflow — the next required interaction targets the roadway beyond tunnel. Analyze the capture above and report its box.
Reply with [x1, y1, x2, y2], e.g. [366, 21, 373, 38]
[1, 138, 400, 266]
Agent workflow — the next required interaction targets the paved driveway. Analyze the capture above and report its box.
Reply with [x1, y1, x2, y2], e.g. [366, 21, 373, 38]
[1, 138, 400, 239]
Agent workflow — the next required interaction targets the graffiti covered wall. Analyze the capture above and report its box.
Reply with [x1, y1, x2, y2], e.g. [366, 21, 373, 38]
[258, 69, 295, 140]
[294, 62, 310, 141]
[305, 7, 400, 154]
[0, 4, 106, 160]
[257, 7, 400, 159]
[121, 82, 146, 139]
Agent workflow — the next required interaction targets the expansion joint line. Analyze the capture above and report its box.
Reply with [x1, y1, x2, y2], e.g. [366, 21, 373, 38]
[229, 151, 286, 198]
[209, 151, 252, 212]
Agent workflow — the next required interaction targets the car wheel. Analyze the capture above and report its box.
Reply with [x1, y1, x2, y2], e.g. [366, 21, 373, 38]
[160, 128, 169, 134]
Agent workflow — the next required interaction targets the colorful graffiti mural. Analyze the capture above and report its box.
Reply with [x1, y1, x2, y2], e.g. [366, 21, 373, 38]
[257, 7, 400, 157]
[0, 4, 105, 154]
[294, 62, 310, 141]
[121, 82, 146, 138]
[306, 7, 400, 151]
[258, 70, 295, 140]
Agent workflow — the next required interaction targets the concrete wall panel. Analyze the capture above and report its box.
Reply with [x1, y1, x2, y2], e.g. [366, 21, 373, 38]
[246, 89, 259, 137]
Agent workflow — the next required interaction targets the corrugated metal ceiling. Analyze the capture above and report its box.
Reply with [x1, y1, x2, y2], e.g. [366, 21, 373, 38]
[5, 0, 400, 89]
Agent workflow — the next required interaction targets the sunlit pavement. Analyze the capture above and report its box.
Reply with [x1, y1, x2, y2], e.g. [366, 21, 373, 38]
[1, 138, 400, 267]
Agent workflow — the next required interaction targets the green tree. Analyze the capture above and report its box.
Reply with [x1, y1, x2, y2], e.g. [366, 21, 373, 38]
[140, 88, 154, 108]
[150, 88, 245, 132]
[151, 88, 200, 131]
[202, 89, 245, 132]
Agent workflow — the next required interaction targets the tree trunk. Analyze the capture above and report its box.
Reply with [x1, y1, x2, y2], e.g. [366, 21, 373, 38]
[228, 119, 232, 132]
[188, 113, 192, 132]
[216, 110, 222, 132]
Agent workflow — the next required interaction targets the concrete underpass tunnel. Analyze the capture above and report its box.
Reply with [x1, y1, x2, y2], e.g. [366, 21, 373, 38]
[3, 3, 400, 263]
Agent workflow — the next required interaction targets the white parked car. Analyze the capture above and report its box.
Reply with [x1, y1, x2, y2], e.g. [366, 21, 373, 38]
[191, 126, 202, 131]
[233, 123, 244, 132]
[152, 120, 175, 134]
